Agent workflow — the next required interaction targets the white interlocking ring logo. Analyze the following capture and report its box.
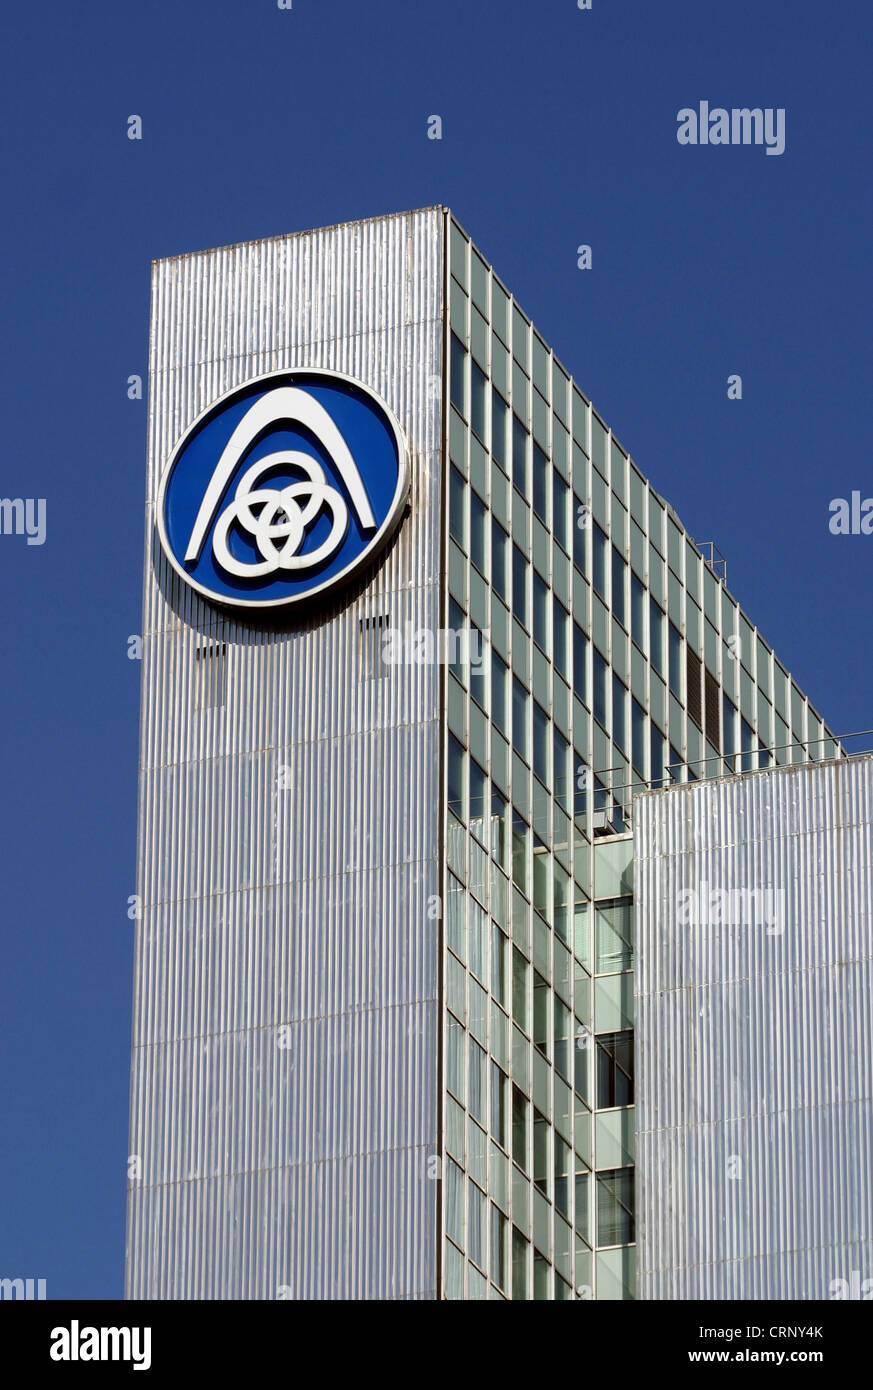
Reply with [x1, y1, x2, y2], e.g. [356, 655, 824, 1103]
[184, 385, 378, 579]
[212, 452, 349, 578]
[157, 370, 409, 611]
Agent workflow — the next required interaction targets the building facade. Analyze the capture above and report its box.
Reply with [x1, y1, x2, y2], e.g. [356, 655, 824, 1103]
[127, 209, 443, 1299]
[127, 206, 841, 1299]
[635, 757, 873, 1300]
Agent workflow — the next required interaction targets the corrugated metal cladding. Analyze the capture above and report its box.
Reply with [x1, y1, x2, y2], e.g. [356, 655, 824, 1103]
[634, 756, 873, 1300]
[126, 208, 446, 1299]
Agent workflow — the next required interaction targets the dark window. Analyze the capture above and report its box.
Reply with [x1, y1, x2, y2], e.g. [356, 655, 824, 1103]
[534, 1251, 550, 1300]
[574, 1023, 590, 1103]
[492, 389, 509, 471]
[668, 623, 683, 697]
[553, 598, 569, 681]
[470, 491, 486, 574]
[512, 945, 528, 1028]
[596, 1170, 635, 1247]
[650, 724, 666, 787]
[596, 1030, 634, 1108]
[448, 598, 465, 681]
[554, 864, 570, 946]
[533, 1108, 549, 1195]
[512, 677, 529, 761]
[450, 334, 466, 416]
[612, 547, 626, 626]
[491, 650, 508, 733]
[512, 814, 529, 894]
[573, 501, 587, 574]
[469, 1039, 486, 1123]
[574, 756, 587, 818]
[468, 1182, 485, 1269]
[532, 572, 549, 655]
[512, 1227, 529, 1301]
[592, 523, 608, 598]
[575, 1168, 590, 1243]
[741, 717, 755, 771]
[631, 574, 645, 648]
[533, 444, 549, 522]
[469, 757, 487, 841]
[554, 1133, 571, 1219]
[491, 922, 507, 1006]
[612, 676, 627, 754]
[723, 694, 737, 757]
[449, 465, 466, 548]
[554, 997, 570, 1082]
[491, 1205, 507, 1291]
[512, 546, 528, 627]
[492, 519, 508, 601]
[668, 744, 683, 783]
[534, 973, 549, 1060]
[553, 726, 570, 812]
[446, 1160, 463, 1243]
[471, 360, 487, 443]
[553, 473, 568, 552]
[533, 835, 549, 921]
[512, 1086, 528, 1170]
[573, 624, 587, 703]
[632, 698, 646, 778]
[650, 599, 665, 677]
[470, 625, 486, 710]
[593, 649, 608, 729]
[512, 416, 528, 495]
[533, 701, 549, 785]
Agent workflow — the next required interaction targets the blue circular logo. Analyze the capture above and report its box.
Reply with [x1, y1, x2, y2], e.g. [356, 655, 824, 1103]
[156, 369, 409, 610]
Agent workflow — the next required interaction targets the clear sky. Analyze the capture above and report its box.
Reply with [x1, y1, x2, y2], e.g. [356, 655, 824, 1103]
[0, 0, 870, 1298]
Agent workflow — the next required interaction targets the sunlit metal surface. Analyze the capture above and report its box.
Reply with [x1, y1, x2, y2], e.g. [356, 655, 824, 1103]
[126, 208, 445, 1299]
[634, 757, 873, 1299]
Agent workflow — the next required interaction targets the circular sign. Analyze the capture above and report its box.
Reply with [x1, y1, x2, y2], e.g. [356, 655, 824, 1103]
[156, 369, 409, 609]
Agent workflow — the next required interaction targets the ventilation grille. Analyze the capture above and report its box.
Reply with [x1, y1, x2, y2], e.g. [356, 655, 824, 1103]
[195, 643, 227, 710]
[359, 614, 390, 681]
[686, 650, 702, 731]
[704, 669, 721, 752]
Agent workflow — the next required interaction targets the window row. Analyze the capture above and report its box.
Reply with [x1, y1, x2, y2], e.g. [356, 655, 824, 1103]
[447, 744, 580, 932]
[454, 326, 828, 758]
[446, 1011, 634, 1119]
[445, 1161, 634, 1286]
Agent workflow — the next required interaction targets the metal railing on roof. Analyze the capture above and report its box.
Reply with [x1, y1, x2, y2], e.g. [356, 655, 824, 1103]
[697, 540, 727, 584]
[589, 729, 872, 832]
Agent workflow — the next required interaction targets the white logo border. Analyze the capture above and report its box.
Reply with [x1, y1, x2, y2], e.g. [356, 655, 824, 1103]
[155, 367, 410, 611]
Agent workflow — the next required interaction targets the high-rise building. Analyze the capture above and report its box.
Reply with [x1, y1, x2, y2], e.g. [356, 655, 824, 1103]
[126, 206, 850, 1301]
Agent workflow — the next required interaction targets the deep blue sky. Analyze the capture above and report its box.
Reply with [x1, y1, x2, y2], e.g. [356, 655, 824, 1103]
[0, 0, 870, 1299]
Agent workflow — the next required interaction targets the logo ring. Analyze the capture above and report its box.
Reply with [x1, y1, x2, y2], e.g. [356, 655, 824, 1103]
[212, 452, 350, 578]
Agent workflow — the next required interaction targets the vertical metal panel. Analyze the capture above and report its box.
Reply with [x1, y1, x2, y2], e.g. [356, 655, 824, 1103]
[634, 757, 873, 1299]
[126, 208, 445, 1299]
